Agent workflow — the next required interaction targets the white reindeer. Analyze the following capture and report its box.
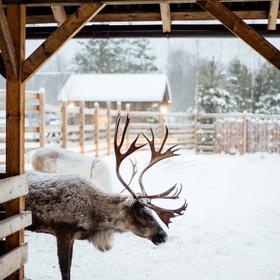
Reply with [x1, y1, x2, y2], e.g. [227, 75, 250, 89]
[29, 145, 112, 192]
[25, 115, 187, 280]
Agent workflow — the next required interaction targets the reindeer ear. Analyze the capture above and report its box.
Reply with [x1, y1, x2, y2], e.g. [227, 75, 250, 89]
[125, 197, 138, 208]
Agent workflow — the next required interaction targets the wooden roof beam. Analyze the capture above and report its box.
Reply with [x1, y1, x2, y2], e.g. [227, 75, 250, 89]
[268, 0, 279, 30]
[22, 3, 105, 82]
[160, 3, 171, 33]
[51, 5, 67, 25]
[26, 10, 280, 24]
[2, 0, 274, 6]
[196, 0, 280, 69]
[0, 0, 17, 80]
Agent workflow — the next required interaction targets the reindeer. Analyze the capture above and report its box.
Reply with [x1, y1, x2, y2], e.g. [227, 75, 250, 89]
[25, 115, 187, 280]
[29, 145, 112, 191]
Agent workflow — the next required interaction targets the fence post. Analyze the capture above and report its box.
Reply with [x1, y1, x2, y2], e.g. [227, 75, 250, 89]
[38, 91, 45, 147]
[106, 102, 111, 155]
[193, 113, 198, 152]
[79, 101, 85, 153]
[94, 102, 99, 158]
[61, 101, 68, 148]
[159, 109, 165, 140]
[117, 101, 122, 114]
[242, 114, 247, 154]
[125, 103, 131, 148]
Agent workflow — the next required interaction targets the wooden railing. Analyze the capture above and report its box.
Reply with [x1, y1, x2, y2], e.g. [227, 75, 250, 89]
[0, 175, 32, 279]
[0, 90, 45, 167]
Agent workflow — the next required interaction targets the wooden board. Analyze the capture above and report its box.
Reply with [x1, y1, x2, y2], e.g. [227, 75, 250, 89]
[0, 175, 27, 204]
[0, 212, 32, 240]
[0, 244, 27, 280]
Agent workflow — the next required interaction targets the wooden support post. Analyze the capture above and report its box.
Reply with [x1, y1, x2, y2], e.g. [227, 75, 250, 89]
[160, 3, 171, 33]
[125, 103, 131, 148]
[106, 101, 111, 156]
[51, 5, 67, 26]
[79, 101, 85, 153]
[0, 0, 17, 80]
[22, 3, 105, 82]
[196, 0, 280, 69]
[61, 101, 68, 148]
[5, 4, 26, 280]
[268, 0, 280, 30]
[94, 103, 99, 158]
[39, 91, 45, 147]
[0, 53, 6, 78]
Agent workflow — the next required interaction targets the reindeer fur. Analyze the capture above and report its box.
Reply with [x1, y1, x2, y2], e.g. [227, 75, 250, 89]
[25, 171, 167, 280]
[29, 146, 112, 192]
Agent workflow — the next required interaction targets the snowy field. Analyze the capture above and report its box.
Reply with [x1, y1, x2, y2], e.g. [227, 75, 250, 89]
[25, 151, 280, 280]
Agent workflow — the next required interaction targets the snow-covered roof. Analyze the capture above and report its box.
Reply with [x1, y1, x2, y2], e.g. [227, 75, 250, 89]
[58, 74, 172, 103]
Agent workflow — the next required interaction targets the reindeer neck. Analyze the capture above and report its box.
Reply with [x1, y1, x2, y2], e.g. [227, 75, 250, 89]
[92, 193, 134, 233]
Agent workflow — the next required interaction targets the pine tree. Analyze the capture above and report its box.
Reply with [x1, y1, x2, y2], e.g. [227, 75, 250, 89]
[166, 45, 196, 112]
[254, 63, 280, 114]
[226, 58, 252, 112]
[198, 58, 237, 113]
[72, 39, 158, 73]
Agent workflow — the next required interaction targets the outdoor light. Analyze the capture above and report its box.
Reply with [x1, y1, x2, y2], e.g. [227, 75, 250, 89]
[68, 102, 75, 109]
[160, 105, 168, 115]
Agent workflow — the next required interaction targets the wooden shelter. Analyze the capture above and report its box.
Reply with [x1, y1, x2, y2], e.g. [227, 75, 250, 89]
[0, 0, 279, 279]
[58, 73, 172, 111]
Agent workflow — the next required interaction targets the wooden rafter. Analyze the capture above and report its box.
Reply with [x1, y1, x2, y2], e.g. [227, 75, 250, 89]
[25, 10, 280, 25]
[22, 3, 105, 82]
[197, 0, 280, 69]
[160, 3, 171, 33]
[1, 0, 274, 6]
[0, 0, 17, 80]
[268, 0, 280, 30]
[0, 53, 6, 78]
[51, 5, 67, 25]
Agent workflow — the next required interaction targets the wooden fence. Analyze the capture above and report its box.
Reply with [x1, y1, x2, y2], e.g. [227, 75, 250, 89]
[1, 91, 280, 167]
[0, 175, 32, 279]
[45, 101, 280, 156]
[0, 90, 45, 168]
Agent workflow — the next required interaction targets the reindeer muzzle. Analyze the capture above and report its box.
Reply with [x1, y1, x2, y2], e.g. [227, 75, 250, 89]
[152, 230, 168, 245]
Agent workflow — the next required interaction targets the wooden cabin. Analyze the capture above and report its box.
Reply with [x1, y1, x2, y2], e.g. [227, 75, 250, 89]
[58, 73, 172, 111]
[0, 0, 279, 279]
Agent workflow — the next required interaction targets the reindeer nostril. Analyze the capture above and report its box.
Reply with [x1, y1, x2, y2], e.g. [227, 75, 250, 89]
[152, 231, 168, 245]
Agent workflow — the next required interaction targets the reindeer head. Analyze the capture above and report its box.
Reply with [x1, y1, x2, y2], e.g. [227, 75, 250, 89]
[114, 115, 187, 245]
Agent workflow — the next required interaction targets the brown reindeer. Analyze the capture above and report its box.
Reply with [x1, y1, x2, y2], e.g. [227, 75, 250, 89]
[25, 115, 187, 280]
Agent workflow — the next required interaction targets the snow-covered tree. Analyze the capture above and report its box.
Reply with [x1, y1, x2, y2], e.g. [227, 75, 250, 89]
[254, 63, 280, 114]
[198, 58, 237, 113]
[72, 39, 158, 73]
[167, 44, 197, 111]
[226, 58, 252, 112]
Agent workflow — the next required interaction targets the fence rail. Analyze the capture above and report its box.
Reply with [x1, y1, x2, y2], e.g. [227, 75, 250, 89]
[0, 91, 280, 166]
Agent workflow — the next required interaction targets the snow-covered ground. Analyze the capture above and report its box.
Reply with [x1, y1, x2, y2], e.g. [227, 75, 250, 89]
[25, 151, 280, 280]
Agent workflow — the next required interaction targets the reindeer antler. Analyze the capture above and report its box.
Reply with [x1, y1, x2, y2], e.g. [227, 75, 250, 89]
[114, 114, 146, 199]
[114, 114, 187, 227]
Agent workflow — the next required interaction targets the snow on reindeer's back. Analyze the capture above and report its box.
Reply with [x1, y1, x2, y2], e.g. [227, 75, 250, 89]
[31, 146, 112, 192]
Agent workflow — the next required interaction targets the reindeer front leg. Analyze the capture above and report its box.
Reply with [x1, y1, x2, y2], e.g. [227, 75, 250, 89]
[56, 232, 75, 280]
